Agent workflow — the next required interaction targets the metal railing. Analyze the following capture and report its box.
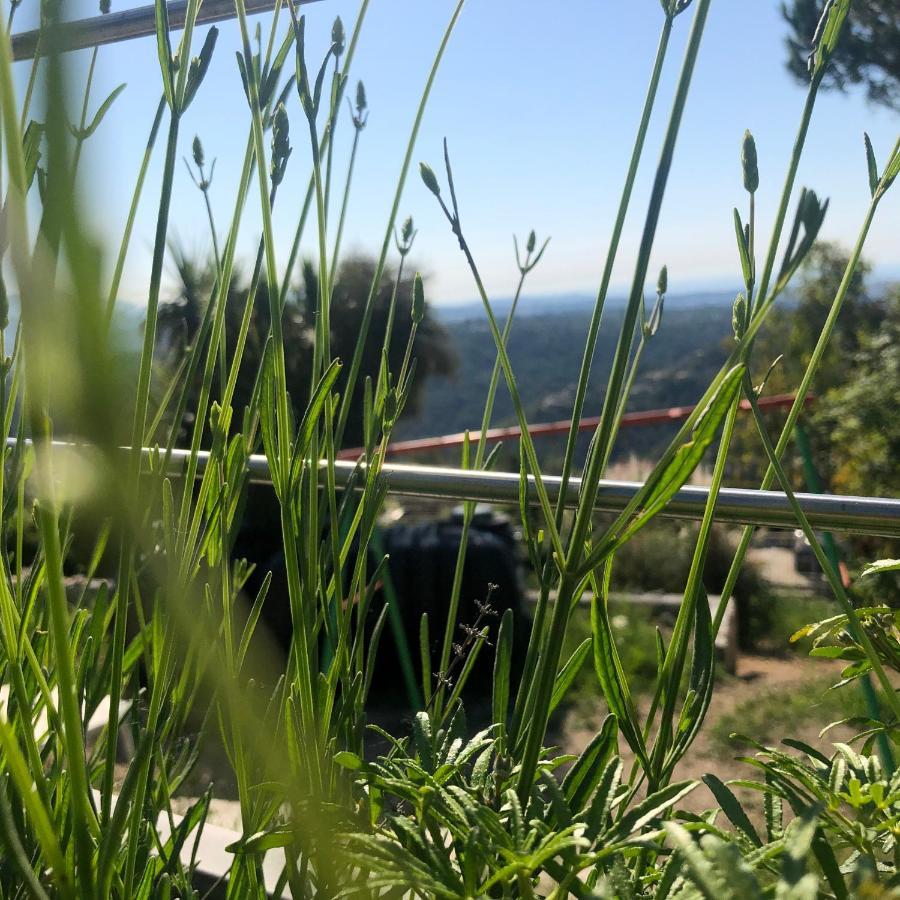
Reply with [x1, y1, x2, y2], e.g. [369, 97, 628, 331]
[10, 439, 900, 538]
[9, 0, 322, 61]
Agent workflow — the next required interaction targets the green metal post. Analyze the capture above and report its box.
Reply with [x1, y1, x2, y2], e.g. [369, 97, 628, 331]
[795, 422, 894, 772]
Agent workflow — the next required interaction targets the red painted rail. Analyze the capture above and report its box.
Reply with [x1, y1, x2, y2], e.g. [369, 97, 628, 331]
[338, 392, 814, 460]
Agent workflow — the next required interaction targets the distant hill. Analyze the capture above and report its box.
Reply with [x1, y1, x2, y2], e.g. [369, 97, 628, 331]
[432, 288, 755, 324]
[397, 296, 739, 466]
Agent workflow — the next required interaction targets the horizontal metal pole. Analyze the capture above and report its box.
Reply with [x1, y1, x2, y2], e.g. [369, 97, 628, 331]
[174, 447, 900, 539]
[10, 0, 322, 61]
[11, 439, 900, 538]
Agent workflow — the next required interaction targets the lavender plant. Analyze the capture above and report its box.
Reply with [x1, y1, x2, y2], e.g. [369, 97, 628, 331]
[0, 0, 898, 896]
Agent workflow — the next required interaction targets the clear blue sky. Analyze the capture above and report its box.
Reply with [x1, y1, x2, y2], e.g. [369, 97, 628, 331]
[10, 0, 900, 305]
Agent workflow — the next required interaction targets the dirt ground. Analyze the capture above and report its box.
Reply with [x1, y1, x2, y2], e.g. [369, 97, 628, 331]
[561, 652, 853, 823]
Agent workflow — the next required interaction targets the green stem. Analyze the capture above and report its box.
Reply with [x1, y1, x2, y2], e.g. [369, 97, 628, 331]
[434, 262, 529, 720]
[516, 0, 712, 804]
[279, 0, 371, 305]
[648, 399, 738, 781]
[555, 14, 673, 520]
[70, 45, 99, 179]
[610, 334, 647, 452]
[32, 477, 98, 895]
[335, 0, 466, 449]
[448, 228, 564, 562]
[201, 182, 222, 271]
[513, 14, 674, 735]
[105, 95, 166, 328]
[103, 111, 181, 820]
[795, 422, 894, 772]
[640, 82, 814, 781]
[307, 113, 332, 386]
[18, 34, 40, 129]
[745, 383, 900, 724]
[234, 0, 319, 783]
[753, 80, 819, 313]
[172, 135, 256, 538]
[322, 56, 339, 233]
[0, 23, 97, 891]
[328, 121, 362, 281]
[713, 194, 881, 637]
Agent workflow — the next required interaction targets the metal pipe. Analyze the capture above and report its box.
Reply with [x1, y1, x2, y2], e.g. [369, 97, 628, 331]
[11, 439, 900, 537]
[162, 446, 899, 538]
[10, 0, 323, 61]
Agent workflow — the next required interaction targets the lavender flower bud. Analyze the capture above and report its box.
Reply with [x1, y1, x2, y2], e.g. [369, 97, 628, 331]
[741, 130, 759, 194]
[419, 162, 441, 197]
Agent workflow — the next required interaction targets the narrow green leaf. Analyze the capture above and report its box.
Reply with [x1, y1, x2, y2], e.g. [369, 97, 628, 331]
[664, 583, 715, 775]
[492, 608, 513, 736]
[764, 785, 783, 842]
[154, 0, 175, 109]
[289, 358, 342, 491]
[362, 604, 389, 705]
[812, 833, 848, 900]
[701, 774, 761, 846]
[859, 558, 900, 579]
[880, 141, 900, 194]
[259, 342, 289, 500]
[562, 715, 618, 814]
[183, 26, 219, 110]
[733, 207, 752, 288]
[412, 711, 434, 772]
[591, 588, 651, 773]
[863, 133, 879, 197]
[334, 750, 364, 770]
[82, 83, 127, 139]
[549, 637, 590, 715]
[665, 823, 728, 900]
[22, 120, 43, 190]
[812, 0, 851, 78]
[419, 612, 432, 707]
[604, 780, 696, 842]
[584, 364, 745, 574]
[583, 757, 622, 841]
[237, 570, 271, 671]
[781, 807, 820, 885]
[227, 826, 294, 854]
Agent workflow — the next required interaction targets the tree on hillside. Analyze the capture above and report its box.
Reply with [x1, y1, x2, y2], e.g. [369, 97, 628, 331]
[814, 288, 900, 500]
[725, 242, 899, 595]
[726, 243, 889, 488]
[155, 251, 457, 448]
[775, 242, 883, 395]
[782, 0, 900, 110]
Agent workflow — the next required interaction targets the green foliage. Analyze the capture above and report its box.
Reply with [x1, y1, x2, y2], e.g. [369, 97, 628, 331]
[815, 293, 900, 501]
[708, 673, 871, 754]
[728, 242, 896, 490]
[606, 520, 774, 648]
[732, 741, 900, 894]
[782, 0, 900, 110]
[333, 707, 697, 897]
[156, 251, 456, 448]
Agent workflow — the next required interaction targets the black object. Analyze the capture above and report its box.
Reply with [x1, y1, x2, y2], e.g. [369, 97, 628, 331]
[237, 494, 530, 705]
[374, 506, 531, 701]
